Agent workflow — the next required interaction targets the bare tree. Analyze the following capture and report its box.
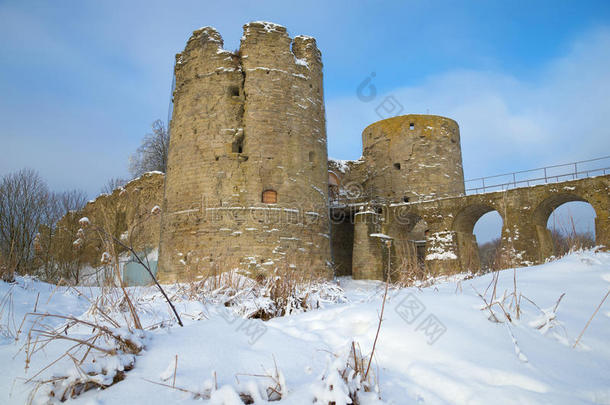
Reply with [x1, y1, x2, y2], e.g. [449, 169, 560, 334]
[57, 189, 88, 215]
[0, 169, 49, 280]
[478, 238, 502, 271]
[41, 190, 87, 230]
[101, 177, 128, 195]
[36, 189, 87, 283]
[129, 119, 170, 178]
[550, 229, 595, 257]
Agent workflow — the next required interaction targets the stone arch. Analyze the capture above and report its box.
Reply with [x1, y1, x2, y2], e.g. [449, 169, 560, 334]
[386, 205, 428, 236]
[453, 203, 502, 234]
[396, 211, 425, 233]
[532, 193, 596, 259]
[532, 193, 588, 227]
[452, 203, 504, 272]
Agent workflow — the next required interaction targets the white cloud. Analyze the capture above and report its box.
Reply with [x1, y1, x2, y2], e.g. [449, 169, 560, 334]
[326, 27, 610, 180]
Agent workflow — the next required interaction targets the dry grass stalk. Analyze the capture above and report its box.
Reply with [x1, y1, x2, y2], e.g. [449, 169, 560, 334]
[26, 313, 144, 355]
[364, 240, 391, 380]
[147, 358, 285, 403]
[46, 353, 134, 402]
[172, 354, 178, 388]
[573, 288, 610, 348]
[78, 209, 182, 327]
[182, 257, 341, 320]
[235, 356, 285, 402]
[316, 341, 379, 405]
[21, 302, 144, 402]
[391, 239, 427, 286]
[475, 266, 567, 338]
[0, 285, 18, 339]
[142, 378, 210, 400]
[549, 211, 595, 258]
[314, 241, 389, 404]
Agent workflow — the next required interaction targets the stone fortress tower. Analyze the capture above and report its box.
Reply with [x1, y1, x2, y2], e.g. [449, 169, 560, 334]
[329, 114, 466, 277]
[329, 114, 465, 207]
[361, 114, 465, 202]
[158, 22, 330, 281]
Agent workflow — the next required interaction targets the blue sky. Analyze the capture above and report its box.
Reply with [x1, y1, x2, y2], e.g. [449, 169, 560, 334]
[1, 0, 609, 241]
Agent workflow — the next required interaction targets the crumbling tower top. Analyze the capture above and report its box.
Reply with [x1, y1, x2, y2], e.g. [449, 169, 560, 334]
[362, 114, 465, 202]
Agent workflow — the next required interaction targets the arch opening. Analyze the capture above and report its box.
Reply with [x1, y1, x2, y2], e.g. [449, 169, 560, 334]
[533, 194, 596, 258]
[453, 204, 503, 272]
[474, 211, 504, 271]
[330, 207, 356, 277]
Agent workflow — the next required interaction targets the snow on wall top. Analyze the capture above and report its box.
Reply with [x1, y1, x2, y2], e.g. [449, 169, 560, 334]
[328, 157, 364, 173]
[87, 172, 165, 205]
[243, 21, 287, 34]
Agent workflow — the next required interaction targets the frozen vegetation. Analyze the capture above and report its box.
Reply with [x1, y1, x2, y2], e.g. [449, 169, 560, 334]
[0, 250, 609, 404]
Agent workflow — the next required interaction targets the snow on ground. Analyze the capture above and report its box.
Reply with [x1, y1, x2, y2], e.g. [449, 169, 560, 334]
[1, 250, 609, 404]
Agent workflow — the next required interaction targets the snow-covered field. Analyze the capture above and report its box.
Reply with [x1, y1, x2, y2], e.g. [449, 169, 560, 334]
[1, 250, 609, 404]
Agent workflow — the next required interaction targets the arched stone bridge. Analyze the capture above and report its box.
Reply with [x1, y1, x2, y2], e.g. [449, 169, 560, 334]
[334, 174, 609, 280]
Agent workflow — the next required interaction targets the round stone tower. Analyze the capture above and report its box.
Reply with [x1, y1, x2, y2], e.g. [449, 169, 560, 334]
[158, 22, 330, 281]
[361, 114, 465, 202]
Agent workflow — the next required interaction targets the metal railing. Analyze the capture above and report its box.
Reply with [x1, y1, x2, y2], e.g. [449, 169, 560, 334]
[465, 156, 610, 194]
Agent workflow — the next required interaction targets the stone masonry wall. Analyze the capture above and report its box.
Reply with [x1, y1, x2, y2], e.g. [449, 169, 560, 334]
[158, 22, 331, 282]
[362, 114, 465, 202]
[345, 174, 610, 280]
[329, 114, 465, 279]
[53, 172, 164, 269]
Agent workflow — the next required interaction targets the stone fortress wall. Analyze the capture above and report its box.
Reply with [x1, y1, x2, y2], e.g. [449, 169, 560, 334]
[344, 175, 609, 280]
[329, 113, 609, 280]
[151, 22, 610, 282]
[328, 114, 467, 277]
[51, 172, 165, 274]
[60, 22, 609, 284]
